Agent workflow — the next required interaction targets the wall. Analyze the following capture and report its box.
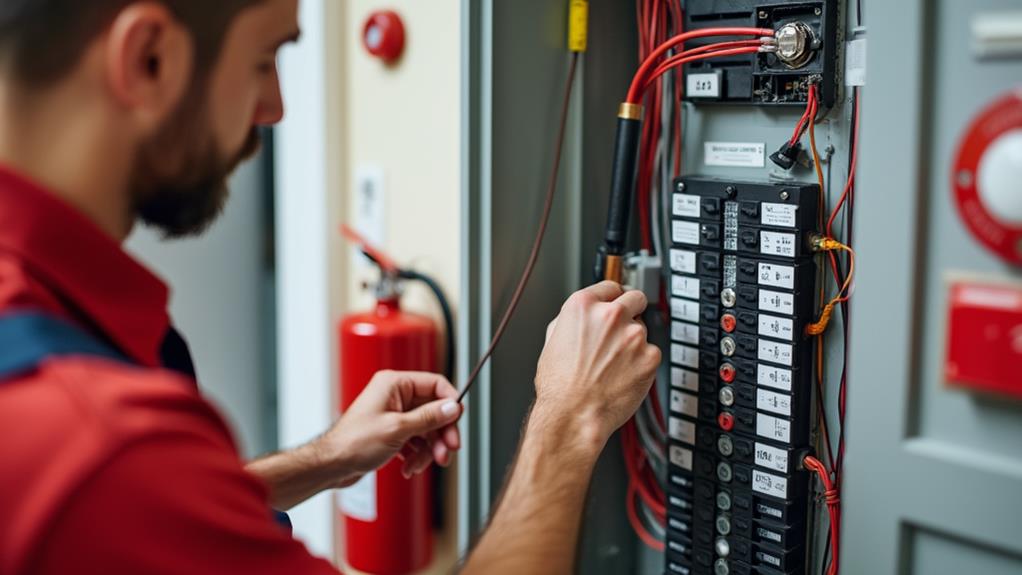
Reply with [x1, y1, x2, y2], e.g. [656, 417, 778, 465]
[127, 153, 273, 458]
[276, 0, 463, 569]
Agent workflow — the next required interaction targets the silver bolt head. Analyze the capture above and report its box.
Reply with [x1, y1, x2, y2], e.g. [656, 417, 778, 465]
[720, 336, 737, 357]
[717, 461, 733, 482]
[719, 387, 736, 408]
[716, 537, 732, 558]
[716, 491, 732, 510]
[714, 559, 731, 575]
[676, 181, 686, 192]
[717, 433, 734, 456]
[715, 513, 732, 535]
[780, 190, 790, 200]
[721, 288, 737, 308]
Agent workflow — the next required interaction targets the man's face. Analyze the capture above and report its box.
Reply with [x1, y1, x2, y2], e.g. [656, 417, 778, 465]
[134, 0, 299, 238]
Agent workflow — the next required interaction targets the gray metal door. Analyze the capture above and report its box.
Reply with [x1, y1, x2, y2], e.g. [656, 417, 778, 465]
[842, 0, 1022, 573]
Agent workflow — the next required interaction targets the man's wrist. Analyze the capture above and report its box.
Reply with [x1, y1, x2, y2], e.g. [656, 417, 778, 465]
[528, 399, 608, 463]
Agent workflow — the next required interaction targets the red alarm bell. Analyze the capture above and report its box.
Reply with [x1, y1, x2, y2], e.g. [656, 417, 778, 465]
[363, 10, 406, 64]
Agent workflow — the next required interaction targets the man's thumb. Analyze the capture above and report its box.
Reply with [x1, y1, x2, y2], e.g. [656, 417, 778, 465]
[397, 399, 462, 438]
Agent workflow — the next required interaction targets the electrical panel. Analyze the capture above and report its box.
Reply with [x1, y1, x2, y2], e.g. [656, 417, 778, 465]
[665, 177, 820, 575]
[683, 0, 839, 106]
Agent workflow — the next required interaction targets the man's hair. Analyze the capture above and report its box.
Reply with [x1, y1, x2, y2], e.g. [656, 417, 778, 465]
[0, 0, 262, 87]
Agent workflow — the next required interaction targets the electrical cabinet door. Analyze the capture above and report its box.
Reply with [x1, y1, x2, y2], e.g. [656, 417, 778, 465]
[842, 0, 1022, 573]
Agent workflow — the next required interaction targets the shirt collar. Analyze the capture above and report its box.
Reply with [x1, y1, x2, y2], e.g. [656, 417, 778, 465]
[0, 164, 169, 367]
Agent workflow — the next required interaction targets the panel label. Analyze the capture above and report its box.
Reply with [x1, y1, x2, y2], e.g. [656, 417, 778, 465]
[704, 142, 766, 168]
[687, 72, 720, 97]
[757, 503, 783, 519]
[758, 339, 794, 366]
[670, 249, 696, 274]
[673, 221, 701, 245]
[755, 442, 790, 473]
[671, 298, 700, 323]
[670, 445, 694, 471]
[758, 313, 795, 341]
[757, 389, 793, 417]
[671, 343, 700, 368]
[758, 526, 783, 544]
[758, 262, 795, 289]
[724, 201, 739, 251]
[671, 367, 700, 393]
[669, 416, 696, 445]
[761, 231, 797, 258]
[670, 389, 699, 418]
[845, 38, 867, 87]
[672, 275, 701, 299]
[759, 289, 795, 315]
[752, 469, 788, 499]
[761, 203, 798, 228]
[724, 254, 738, 288]
[756, 413, 792, 443]
[757, 364, 793, 392]
[671, 321, 700, 345]
[673, 194, 701, 218]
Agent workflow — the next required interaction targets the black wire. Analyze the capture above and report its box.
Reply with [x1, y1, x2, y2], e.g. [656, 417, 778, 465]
[399, 269, 456, 383]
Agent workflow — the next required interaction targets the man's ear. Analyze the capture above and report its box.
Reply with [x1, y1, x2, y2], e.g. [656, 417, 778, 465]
[104, 2, 193, 132]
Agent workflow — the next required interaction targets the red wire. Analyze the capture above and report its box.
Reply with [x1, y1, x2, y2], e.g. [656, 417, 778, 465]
[805, 456, 840, 575]
[627, 27, 774, 103]
[621, 421, 666, 519]
[790, 84, 817, 145]
[627, 480, 665, 551]
[643, 46, 763, 92]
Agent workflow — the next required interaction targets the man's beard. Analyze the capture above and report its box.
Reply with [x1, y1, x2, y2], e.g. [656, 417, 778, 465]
[132, 98, 262, 239]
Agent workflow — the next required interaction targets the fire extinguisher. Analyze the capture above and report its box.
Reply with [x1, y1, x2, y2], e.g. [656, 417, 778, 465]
[337, 226, 454, 575]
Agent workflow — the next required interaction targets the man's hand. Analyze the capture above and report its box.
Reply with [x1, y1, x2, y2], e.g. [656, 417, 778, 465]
[246, 370, 462, 510]
[533, 281, 662, 452]
[318, 370, 463, 485]
[461, 281, 661, 574]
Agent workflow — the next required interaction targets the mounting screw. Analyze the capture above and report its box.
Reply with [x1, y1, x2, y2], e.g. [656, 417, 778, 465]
[780, 191, 790, 200]
[676, 181, 686, 193]
[815, 7, 822, 15]
[758, 10, 768, 19]
[725, 185, 737, 197]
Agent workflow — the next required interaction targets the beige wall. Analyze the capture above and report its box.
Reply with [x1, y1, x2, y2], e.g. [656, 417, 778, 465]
[335, 1, 461, 572]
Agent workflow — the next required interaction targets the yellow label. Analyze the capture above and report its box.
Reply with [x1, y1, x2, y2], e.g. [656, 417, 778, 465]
[568, 0, 589, 52]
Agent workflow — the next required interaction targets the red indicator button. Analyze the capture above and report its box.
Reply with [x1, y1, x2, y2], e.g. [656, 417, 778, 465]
[718, 412, 735, 431]
[720, 314, 737, 333]
[945, 280, 1022, 399]
[719, 363, 737, 383]
[363, 10, 406, 63]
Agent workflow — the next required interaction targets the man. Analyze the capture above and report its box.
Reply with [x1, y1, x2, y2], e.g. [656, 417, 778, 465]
[0, 1, 661, 574]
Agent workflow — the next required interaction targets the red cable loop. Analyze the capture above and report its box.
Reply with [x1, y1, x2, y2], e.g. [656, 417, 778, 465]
[627, 27, 774, 103]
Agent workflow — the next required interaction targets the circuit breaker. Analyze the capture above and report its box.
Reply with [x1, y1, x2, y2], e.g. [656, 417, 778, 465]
[666, 177, 820, 575]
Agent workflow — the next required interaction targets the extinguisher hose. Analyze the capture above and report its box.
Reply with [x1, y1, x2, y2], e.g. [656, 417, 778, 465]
[398, 269, 455, 383]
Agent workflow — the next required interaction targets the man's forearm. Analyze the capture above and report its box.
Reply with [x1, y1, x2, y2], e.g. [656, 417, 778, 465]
[246, 441, 351, 510]
[461, 405, 605, 575]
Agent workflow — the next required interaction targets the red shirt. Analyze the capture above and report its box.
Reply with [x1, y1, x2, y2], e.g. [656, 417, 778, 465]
[0, 166, 339, 575]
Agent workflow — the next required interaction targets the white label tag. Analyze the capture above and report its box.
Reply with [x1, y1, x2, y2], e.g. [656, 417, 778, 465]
[757, 388, 793, 416]
[339, 470, 377, 521]
[671, 321, 700, 345]
[756, 413, 792, 443]
[671, 298, 701, 323]
[759, 289, 795, 315]
[755, 442, 790, 473]
[761, 203, 798, 228]
[670, 445, 694, 471]
[669, 416, 697, 445]
[673, 194, 701, 218]
[687, 72, 720, 97]
[845, 38, 867, 86]
[758, 339, 794, 366]
[758, 313, 795, 341]
[670, 249, 697, 274]
[758, 526, 784, 544]
[671, 367, 700, 392]
[670, 389, 699, 418]
[705, 142, 766, 168]
[761, 231, 797, 258]
[671, 343, 700, 368]
[752, 469, 788, 499]
[672, 275, 701, 299]
[758, 263, 795, 290]
[672, 221, 701, 245]
[757, 364, 793, 392]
